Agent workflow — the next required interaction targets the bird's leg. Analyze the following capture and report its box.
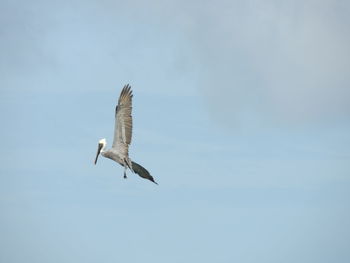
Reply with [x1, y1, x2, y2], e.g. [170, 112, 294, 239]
[123, 163, 127, 179]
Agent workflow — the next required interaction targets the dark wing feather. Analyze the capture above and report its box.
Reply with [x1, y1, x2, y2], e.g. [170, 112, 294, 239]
[132, 161, 157, 184]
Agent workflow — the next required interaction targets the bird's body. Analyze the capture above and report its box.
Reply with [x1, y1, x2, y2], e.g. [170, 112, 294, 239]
[101, 149, 123, 166]
[94, 85, 157, 184]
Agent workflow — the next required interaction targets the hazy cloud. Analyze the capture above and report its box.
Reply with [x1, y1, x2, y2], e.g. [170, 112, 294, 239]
[1, 0, 349, 124]
[185, 0, 350, 126]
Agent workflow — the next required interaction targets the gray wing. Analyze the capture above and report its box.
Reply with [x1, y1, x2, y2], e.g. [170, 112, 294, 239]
[112, 85, 133, 156]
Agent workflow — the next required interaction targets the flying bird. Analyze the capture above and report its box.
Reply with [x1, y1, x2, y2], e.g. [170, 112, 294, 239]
[94, 84, 157, 184]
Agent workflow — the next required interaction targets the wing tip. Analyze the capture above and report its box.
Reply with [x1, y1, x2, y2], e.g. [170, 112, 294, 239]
[120, 84, 133, 99]
[149, 176, 158, 185]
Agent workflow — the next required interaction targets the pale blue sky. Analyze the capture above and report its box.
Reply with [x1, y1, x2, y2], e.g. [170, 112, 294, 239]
[1, 0, 350, 262]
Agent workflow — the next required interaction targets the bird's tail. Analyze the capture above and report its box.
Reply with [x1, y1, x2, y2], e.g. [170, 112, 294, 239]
[131, 161, 158, 185]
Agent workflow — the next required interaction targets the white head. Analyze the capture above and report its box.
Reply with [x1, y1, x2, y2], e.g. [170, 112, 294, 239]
[94, 138, 107, 165]
[99, 138, 107, 147]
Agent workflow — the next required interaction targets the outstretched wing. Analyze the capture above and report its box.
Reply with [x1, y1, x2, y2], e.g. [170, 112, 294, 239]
[132, 161, 157, 184]
[112, 85, 133, 155]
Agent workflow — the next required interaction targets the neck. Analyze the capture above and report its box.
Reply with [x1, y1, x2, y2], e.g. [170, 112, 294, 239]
[101, 143, 107, 153]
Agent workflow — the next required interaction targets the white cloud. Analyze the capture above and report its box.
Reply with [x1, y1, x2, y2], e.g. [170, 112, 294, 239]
[0, 0, 199, 96]
[1, 0, 349, 124]
[188, 0, 350, 126]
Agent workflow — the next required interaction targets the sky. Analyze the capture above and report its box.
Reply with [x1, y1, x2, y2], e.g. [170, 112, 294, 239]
[1, 0, 350, 262]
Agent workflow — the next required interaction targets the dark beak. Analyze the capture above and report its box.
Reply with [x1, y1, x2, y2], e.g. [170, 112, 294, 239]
[94, 143, 103, 165]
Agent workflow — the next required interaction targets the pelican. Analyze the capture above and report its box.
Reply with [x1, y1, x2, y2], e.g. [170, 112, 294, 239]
[94, 84, 157, 184]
